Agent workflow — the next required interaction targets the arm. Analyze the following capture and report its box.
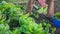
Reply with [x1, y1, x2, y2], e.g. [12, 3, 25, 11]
[47, 0, 54, 17]
[38, 0, 60, 28]
[48, 0, 60, 28]
[26, 0, 34, 14]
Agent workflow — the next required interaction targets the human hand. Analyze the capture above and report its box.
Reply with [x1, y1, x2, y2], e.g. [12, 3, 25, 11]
[38, 0, 48, 8]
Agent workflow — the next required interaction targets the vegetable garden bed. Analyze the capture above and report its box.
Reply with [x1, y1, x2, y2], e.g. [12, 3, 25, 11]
[0, 1, 60, 34]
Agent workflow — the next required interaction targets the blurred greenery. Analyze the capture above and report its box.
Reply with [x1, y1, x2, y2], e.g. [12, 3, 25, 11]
[0, 0, 28, 2]
[0, 1, 57, 34]
[55, 12, 60, 20]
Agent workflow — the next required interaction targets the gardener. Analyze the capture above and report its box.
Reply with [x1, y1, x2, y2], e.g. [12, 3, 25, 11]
[38, 0, 60, 28]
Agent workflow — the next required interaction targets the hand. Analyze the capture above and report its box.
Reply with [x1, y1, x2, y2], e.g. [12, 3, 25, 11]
[38, 0, 48, 8]
[38, 0, 46, 2]
[41, 3, 48, 8]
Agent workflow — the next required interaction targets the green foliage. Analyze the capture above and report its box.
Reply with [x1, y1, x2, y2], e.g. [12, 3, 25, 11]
[19, 14, 56, 34]
[0, 15, 6, 24]
[0, 1, 26, 24]
[0, 1, 26, 34]
[12, 28, 21, 34]
[55, 12, 60, 20]
[19, 14, 44, 34]
[37, 6, 48, 14]
[0, 1, 56, 34]
[0, 24, 12, 34]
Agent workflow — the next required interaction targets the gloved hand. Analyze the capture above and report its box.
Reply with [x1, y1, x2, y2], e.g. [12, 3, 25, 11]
[43, 15, 60, 28]
[52, 17, 60, 28]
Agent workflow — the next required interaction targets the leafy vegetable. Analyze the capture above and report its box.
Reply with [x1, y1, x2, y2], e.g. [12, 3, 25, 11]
[19, 14, 54, 34]
[37, 6, 48, 14]
[0, 24, 12, 34]
[0, 1, 56, 34]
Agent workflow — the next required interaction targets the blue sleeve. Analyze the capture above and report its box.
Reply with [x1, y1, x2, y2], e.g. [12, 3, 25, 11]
[52, 17, 60, 28]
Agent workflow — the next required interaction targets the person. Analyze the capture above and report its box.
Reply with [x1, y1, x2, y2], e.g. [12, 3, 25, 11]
[38, 0, 60, 28]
